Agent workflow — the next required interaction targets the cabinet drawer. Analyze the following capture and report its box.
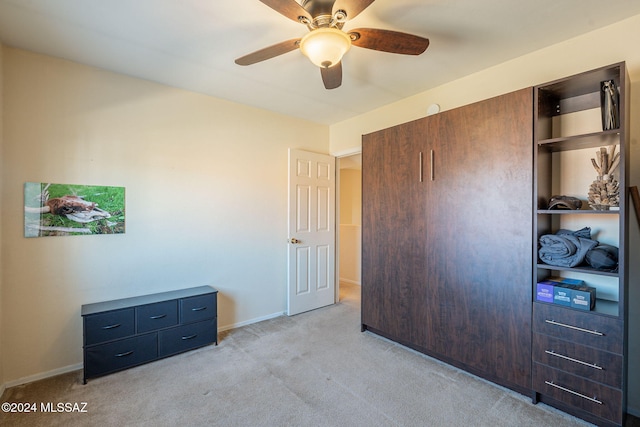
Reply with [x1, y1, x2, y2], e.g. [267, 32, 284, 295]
[533, 303, 622, 353]
[136, 300, 178, 333]
[84, 333, 158, 378]
[84, 308, 135, 346]
[533, 363, 622, 424]
[533, 333, 622, 388]
[158, 319, 216, 357]
[180, 294, 216, 324]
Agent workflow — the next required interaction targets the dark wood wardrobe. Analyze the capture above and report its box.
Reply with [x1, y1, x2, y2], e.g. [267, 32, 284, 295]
[361, 88, 534, 394]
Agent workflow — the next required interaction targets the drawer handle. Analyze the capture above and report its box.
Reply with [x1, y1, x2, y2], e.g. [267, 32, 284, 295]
[545, 319, 604, 336]
[101, 323, 121, 330]
[182, 334, 197, 340]
[545, 350, 603, 370]
[191, 306, 207, 312]
[115, 351, 134, 358]
[149, 314, 167, 320]
[545, 381, 602, 405]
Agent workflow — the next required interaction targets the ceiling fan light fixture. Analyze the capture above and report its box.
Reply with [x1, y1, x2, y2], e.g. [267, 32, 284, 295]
[299, 27, 351, 68]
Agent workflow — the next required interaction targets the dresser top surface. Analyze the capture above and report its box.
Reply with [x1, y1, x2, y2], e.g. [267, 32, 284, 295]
[81, 286, 217, 316]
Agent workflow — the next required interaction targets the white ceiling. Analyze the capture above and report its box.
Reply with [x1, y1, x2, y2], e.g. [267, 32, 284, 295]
[1, 0, 639, 125]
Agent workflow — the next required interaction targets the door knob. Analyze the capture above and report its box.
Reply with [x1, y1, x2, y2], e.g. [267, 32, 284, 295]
[288, 238, 301, 244]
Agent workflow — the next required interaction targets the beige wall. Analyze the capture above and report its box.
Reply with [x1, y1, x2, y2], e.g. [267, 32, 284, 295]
[330, 13, 640, 415]
[339, 168, 361, 226]
[1, 47, 329, 385]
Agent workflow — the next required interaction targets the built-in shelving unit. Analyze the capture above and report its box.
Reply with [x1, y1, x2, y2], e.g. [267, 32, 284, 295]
[532, 62, 629, 426]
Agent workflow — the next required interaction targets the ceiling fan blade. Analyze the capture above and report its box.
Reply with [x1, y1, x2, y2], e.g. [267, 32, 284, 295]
[349, 28, 429, 55]
[259, 0, 312, 23]
[321, 62, 342, 89]
[333, 0, 375, 20]
[235, 39, 301, 66]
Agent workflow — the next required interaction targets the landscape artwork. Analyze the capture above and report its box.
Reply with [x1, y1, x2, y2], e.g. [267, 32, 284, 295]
[24, 182, 125, 237]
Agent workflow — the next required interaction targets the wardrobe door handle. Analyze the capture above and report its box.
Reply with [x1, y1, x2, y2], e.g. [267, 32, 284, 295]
[430, 150, 434, 181]
[419, 152, 423, 182]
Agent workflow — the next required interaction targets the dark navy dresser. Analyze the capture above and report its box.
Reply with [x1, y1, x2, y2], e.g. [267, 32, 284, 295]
[81, 286, 217, 383]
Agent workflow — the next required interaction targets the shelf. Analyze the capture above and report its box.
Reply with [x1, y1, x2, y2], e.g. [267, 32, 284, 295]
[537, 130, 620, 152]
[536, 263, 619, 277]
[534, 299, 619, 317]
[536, 63, 622, 102]
[537, 209, 619, 215]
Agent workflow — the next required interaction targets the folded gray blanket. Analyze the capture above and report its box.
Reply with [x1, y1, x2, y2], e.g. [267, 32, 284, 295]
[538, 227, 598, 268]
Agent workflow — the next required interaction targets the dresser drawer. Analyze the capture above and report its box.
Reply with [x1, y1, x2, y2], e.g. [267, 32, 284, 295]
[158, 318, 216, 357]
[533, 363, 622, 424]
[180, 294, 216, 324]
[84, 333, 158, 378]
[533, 333, 622, 388]
[84, 308, 135, 346]
[533, 303, 622, 353]
[136, 300, 178, 333]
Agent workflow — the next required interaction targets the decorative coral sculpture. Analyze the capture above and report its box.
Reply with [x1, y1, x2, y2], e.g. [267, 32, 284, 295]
[588, 146, 620, 210]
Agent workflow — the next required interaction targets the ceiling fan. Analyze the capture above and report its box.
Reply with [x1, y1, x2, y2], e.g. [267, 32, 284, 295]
[235, 0, 430, 89]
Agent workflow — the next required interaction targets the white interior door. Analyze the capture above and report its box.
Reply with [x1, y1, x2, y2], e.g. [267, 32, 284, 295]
[287, 149, 336, 316]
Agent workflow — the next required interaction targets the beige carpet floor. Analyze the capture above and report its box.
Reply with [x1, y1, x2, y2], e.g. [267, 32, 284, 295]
[0, 283, 602, 426]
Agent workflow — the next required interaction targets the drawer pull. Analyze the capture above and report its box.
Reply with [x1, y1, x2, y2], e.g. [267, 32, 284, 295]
[182, 334, 197, 340]
[149, 314, 167, 320]
[191, 306, 207, 312]
[101, 323, 121, 330]
[115, 351, 134, 358]
[545, 350, 603, 370]
[545, 381, 602, 405]
[545, 319, 603, 336]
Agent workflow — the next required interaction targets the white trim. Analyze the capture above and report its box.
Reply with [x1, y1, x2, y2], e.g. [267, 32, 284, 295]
[3, 363, 83, 389]
[335, 158, 341, 304]
[332, 147, 361, 158]
[217, 311, 284, 332]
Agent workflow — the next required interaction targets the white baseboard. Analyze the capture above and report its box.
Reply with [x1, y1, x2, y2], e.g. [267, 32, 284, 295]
[3, 363, 83, 390]
[217, 311, 285, 332]
[339, 278, 361, 286]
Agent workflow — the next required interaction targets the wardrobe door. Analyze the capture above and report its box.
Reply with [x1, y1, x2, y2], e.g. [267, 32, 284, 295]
[425, 88, 533, 389]
[362, 119, 430, 345]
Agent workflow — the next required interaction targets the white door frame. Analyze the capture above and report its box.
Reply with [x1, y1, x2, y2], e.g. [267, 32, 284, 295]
[334, 148, 362, 303]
